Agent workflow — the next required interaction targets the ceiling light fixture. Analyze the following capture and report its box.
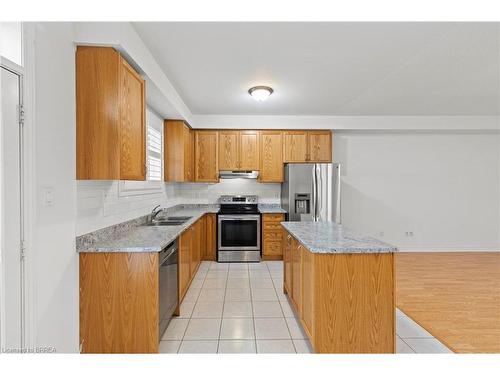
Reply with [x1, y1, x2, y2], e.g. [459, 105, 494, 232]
[248, 86, 273, 102]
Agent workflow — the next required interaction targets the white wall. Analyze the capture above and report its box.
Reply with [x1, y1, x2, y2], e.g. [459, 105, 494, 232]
[334, 130, 500, 251]
[32, 22, 78, 352]
[76, 181, 173, 236]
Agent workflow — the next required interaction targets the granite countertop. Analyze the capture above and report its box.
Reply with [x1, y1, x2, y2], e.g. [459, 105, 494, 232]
[281, 221, 397, 254]
[258, 204, 287, 214]
[76, 205, 219, 253]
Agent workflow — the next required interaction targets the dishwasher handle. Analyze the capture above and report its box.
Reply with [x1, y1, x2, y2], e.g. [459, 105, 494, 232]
[160, 240, 178, 265]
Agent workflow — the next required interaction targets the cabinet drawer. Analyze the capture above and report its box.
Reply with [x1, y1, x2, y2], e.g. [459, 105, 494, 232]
[264, 231, 283, 242]
[263, 213, 285, 222]
[264, 241, 283, 256]
[263, 222, 283, 231]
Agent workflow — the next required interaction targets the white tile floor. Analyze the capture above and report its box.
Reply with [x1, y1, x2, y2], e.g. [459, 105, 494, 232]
[160, 260, 453, 354]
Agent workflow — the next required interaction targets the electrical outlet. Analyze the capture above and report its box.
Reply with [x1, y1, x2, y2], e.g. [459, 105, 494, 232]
[379, 231, 384, 237]
[405, 231, 414, 237]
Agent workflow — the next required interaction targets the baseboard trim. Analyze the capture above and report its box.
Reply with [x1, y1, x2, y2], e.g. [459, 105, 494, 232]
[396, 247, 500, 253]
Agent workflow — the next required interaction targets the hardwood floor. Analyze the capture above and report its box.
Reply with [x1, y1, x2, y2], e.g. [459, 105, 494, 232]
[396, 252, 500, 353]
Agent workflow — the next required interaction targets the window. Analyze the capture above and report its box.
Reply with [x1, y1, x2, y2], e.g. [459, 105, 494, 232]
[147, 125, 162, 181]
[0, 22, 23, 66]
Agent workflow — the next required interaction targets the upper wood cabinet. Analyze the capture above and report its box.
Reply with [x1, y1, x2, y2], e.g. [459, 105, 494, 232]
[259, 131, 284, 182]
[164, 120, 194, 182]
[240, 131, 260, 170]
[308, 131, 333, 162]
[284, 130, 332, 163]
[218, 131, 260, 170]
[76, 46, 146, 180]
[283, 131, 308, 163]
[218, 131, 239, 170]
[194, 131, 219, 182]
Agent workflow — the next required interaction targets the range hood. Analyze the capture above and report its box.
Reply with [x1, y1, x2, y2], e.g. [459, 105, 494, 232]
[219, 170, 259, 179]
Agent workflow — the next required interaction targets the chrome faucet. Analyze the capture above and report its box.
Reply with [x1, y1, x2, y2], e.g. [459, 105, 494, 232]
[150, 205, 163, 222]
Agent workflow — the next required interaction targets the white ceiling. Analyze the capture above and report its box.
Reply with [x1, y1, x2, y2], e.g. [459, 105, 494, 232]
[132, 22, 499, 116]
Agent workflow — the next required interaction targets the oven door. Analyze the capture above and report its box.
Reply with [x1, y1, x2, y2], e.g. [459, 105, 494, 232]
[218, 214, 261, 250]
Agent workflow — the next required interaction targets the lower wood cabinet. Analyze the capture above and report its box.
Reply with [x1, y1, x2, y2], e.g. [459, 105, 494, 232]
[79, 213, 218, 354]
[291, 237, 302, 315]
[262, 213, 285, 260]
[179, 228, 192, 302]
[283, 232, 293, 294]
[79, 252, 159, 353]
[283, 229, 395, 353]
[204, 213, 217, 261]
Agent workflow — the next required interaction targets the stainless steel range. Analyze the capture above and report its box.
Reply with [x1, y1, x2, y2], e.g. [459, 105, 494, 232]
[217, 195, 261, 262]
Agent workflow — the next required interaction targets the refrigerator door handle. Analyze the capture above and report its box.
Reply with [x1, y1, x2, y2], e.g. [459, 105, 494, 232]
[317, 165, 322, 221]
[311, 165, 316, 221]
[313, 164, 320, 221]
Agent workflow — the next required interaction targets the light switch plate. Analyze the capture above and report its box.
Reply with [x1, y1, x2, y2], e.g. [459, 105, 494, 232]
[42, 187, 54, 206]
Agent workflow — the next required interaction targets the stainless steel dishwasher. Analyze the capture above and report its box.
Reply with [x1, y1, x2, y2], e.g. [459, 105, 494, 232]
[158, 239, 178, 340]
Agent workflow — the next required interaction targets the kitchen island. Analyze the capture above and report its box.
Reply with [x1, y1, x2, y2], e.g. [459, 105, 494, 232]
[281, 221, 398, 354]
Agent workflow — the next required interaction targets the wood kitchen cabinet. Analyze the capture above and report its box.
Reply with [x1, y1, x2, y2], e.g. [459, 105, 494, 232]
[204, 213, 217, 261]
[282, 229, 395, 353]
[179, 228, 192, 301]
[283, 130, 332, 163]
[283, 131, 308, 163]
[218, 131, 260, 170]
[164, 120, 194, 182]
[308, 131, 333, 162]
[76, 46, 146, 180]
[283, 232, 293, 295]
[218, 131, 239, 170]
[194, 131, 219, 182]
[291, 237, 302, 315]
[179, 216, 207, 304]
[259, 131, 284, 182]
[262, 213, 285, 260]
[79, 252, 158, 353]
[239, 131, 260, 170]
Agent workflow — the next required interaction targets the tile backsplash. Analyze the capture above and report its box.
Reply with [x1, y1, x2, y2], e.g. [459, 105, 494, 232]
[76, 179, 281, 235]
[173, 179, 281, 204]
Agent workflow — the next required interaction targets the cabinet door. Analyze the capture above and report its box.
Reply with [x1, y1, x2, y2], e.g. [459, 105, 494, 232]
[240, 131, 260, 170]
[283, 233, 293, 295]
[204, 214, 217, 261]
[179, 229, 192, 301]
[119, 57, 146, 180]
[259, 131, 284, 182]
[284, 131, 308, 163]
[195, 131, 219, 182]
[76, 47, 121, 180]
[308, 131, 332, 162]
[197, 216, 206, 268]
[189, 225, 198, 278]
[292, 238, 302, 314]
[219, 131, 239, 170]
[184, 127, 194, 181]
[301, 246, 314, 340]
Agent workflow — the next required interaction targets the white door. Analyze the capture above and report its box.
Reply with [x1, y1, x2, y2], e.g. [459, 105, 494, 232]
[0, 65, 24, 350]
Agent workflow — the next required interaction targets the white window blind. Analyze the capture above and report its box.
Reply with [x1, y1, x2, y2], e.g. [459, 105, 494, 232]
[147, 125, 162, 181]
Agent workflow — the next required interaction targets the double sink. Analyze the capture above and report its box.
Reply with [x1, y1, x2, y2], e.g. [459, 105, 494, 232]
[146, 215, 193, 227]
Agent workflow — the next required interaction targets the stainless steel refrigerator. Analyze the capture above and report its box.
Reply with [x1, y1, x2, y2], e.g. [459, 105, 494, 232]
[281, 163, 341, 222]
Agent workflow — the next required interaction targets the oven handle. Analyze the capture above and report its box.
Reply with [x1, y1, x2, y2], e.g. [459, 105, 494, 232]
[218, 215, 261, 220]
